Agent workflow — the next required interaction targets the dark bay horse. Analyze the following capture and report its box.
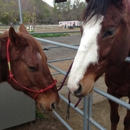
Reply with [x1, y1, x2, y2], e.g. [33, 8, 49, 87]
[67, 0, 130, 129]
[0, 24, 59, 111]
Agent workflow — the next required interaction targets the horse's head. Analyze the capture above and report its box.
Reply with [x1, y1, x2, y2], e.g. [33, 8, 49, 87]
[6, 24, 59, 111]
[68, 0, 130, 98]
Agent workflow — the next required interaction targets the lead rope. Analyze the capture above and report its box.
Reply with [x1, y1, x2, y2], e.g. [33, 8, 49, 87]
[66, 92, 82, 120]
[66, 91, 71, 119]
[57, 63, 73, 91]
[57, 63, 73, 119]
[57, 62, 82, 119]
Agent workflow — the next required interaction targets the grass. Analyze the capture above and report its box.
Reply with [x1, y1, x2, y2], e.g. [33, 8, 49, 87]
[31, 33, 69, 38]
[35, 108, 44, 120]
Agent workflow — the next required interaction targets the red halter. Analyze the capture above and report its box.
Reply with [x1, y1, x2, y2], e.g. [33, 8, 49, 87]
[6, 39, 57, 100]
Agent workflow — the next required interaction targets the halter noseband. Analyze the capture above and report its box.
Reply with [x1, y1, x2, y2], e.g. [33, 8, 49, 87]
[6, 39, 57, 100]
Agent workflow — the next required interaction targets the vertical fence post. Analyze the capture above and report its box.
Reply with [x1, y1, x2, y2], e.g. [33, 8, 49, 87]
[83, 96, 88, 130]
[83, 94, 93, 130]
[88, 93, 93, 130]
[18, 0, 23, 24]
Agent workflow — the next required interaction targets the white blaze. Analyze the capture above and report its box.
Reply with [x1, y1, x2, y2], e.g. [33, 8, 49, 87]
[37, 52, 42, 59]
[67, 15, 104, 93]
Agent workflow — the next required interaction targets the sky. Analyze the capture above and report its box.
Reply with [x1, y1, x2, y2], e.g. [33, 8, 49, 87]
[43, 0, 85, 7]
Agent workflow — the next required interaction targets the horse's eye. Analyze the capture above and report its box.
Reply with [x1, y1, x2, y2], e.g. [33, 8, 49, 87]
[28, 66, 37, 71]
[103, 30, 115, 38]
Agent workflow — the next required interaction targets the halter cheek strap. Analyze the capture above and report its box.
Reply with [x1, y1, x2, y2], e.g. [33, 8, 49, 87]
[6, 39, 57, 100]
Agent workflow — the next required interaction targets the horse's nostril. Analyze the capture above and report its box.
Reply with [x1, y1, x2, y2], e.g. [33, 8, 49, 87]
[74, 83, 82, 96]
[51, 103, 56, 110]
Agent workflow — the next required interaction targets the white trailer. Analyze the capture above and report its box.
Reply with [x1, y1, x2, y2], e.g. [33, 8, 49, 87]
[59, 20, 82, 28]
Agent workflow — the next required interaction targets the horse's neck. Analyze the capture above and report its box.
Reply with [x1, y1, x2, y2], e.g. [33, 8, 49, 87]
[125, 0, 130, 25]
[0, 37, 8, 82]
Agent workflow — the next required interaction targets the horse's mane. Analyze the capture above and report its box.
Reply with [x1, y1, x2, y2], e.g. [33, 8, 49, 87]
[83, 0, 111, 23]
[32, 37, 45, 57]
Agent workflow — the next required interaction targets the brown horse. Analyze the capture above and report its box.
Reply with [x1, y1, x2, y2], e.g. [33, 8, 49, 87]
[0, 24, 59, 111]
[67, 0, 130, 130]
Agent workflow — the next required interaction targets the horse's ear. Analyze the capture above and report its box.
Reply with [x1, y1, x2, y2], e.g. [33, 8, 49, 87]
[9, 27, 29, 50]
[9, 27, 21, 48]
[19, 24, 29, 34]
[9, 27, 28, 49]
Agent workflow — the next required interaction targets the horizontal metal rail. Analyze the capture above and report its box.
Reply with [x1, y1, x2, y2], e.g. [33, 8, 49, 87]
[94, 87, 130, 110]
[89, 118, 106, 130]
[51, 72, 61, 76]
[125, 57, 130, 62]
[48, 57, 74, 63]
[43, 44, 79, 50]
[36, 37, 78, 50]
[48, 63, 67, 75]
[53, 110, 73, 130]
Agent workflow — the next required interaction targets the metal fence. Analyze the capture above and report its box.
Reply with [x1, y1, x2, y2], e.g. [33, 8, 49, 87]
[36, 36, 130, 130]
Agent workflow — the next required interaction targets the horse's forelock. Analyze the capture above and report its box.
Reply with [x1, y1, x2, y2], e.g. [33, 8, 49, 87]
[36, 41, 46, 60]
[29, 37, 46, 60]
[83, 0, 111, 23]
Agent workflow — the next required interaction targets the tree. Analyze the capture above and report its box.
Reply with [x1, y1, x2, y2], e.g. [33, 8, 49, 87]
[53, 0, 86, 22]
[0, 0, 86, 25]
[0, 0, 19, 25]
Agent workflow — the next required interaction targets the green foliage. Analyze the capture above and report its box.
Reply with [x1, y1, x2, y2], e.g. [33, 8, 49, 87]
[53, 0, 86, 21]
[35, 108, 44, 120]
[31, 33, 69, 38]
[0, 0, 19, 25]
[0, 0, 86, 25]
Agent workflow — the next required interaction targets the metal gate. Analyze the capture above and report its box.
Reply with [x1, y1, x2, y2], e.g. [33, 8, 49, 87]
[36, 36, 130, 130]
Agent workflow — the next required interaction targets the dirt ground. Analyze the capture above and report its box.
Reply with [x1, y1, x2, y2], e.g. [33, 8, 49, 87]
[6, 31, 129, 130]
